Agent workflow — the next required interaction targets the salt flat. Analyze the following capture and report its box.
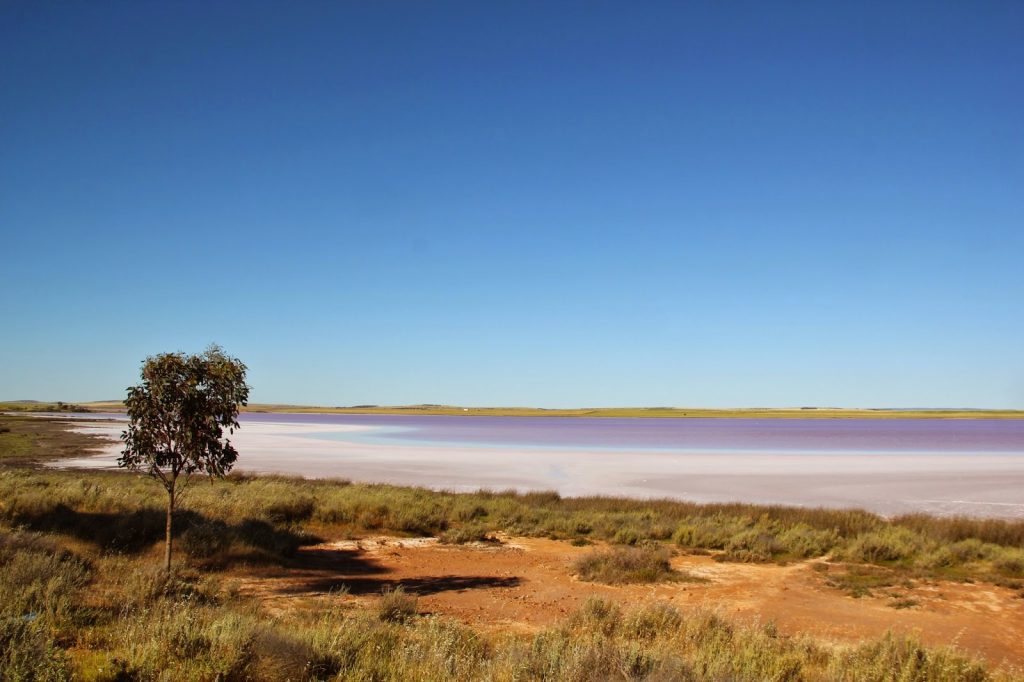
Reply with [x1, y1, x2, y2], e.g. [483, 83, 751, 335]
[59, 414, 1024, 519]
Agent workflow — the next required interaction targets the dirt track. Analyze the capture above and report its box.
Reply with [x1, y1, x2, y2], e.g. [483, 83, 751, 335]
[236, 536, 1024, 670]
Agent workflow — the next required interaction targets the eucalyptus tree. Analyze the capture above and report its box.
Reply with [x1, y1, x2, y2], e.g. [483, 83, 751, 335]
[119, 345, 249, 572]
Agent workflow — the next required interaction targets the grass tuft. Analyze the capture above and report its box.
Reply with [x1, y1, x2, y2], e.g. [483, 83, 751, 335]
[574, 545, 696, 584]
[377, 586, 419, 623]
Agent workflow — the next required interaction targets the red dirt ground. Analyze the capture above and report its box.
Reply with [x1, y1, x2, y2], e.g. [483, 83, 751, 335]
[235, 535, 1024, 670]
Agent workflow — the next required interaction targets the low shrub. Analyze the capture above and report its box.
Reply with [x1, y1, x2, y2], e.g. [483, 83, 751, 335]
[719, 529, 784, 563]
[0, 530, 92, 625]
[0, 617, 71, 681]
[574, 545, 685, 584]
[377, 586, 418, 623]
[180, 519, 232, 559]
[439, 525, 499, 545]
[828, 632, 991, 682]
[838, 527, 924, 564]
[673, 515, 745, 550]
[822, 564, 898, 598]
[993, 548, 1024, 577]
[889, 597, 920, 609]
[893, 513, 1024, 549]
[623, 601, 683, 640]
[262, 495, 316, 524]
[917, 546, 959, 569]
[98, 601, 261, 680]
[567, 597, 622, 636]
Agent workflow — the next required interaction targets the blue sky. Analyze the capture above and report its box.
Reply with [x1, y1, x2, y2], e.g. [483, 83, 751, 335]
[2, 2, 1022, 408]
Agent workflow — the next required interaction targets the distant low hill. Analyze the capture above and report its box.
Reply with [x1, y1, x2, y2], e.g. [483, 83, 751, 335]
[6, 400, 1021, 420]
[57, 402, 1024, 419]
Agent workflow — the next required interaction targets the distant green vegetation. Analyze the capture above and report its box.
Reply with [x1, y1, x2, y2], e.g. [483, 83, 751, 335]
[0, 400, 91, 413]
[211, 404, 1024, 419]
[0, 414, 108, 463]
[77, 401, 1024, 419]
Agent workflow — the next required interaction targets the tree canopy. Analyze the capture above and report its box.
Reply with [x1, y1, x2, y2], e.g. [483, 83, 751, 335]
[119, 345, 249, 571]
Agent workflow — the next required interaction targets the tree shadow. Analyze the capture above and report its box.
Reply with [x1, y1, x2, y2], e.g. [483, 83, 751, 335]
[8, 503, 320, 561]
[291, 574, 522, 596]
[10, 505, 526, 599]
[271, 543, 521, 595]
[245, 542, 523, 597]
[287, 545, 386, 574]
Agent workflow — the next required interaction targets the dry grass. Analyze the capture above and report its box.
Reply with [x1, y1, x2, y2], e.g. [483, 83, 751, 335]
[2, 525, 1014, 681]
[1, 460, 1022, 586]
[574, 545, 695, 584]
[376, 585, 419, 623]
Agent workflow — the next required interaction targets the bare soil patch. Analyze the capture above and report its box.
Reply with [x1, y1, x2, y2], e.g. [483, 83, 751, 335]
[235, 535, 1024, 669]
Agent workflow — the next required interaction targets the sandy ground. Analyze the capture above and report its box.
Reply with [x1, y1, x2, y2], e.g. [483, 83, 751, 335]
[60, 420, 1024, 518]
[233, 535, 1024, 671]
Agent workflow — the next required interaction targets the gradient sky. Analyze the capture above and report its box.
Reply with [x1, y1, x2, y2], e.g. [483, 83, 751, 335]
[2, 2, 1022, 408]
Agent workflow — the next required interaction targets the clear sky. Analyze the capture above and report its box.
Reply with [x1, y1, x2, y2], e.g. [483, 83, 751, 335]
[2, 2, 1022, 408]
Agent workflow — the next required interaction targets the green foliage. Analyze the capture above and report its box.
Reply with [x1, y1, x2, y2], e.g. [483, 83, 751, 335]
[119, 345, 249, 482]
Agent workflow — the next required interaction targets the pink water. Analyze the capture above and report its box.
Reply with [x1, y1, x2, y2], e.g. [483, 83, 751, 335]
[56, 413, 1024, 518]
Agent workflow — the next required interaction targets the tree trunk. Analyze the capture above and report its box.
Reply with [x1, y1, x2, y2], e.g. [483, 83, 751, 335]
[164, 484, 175, 573]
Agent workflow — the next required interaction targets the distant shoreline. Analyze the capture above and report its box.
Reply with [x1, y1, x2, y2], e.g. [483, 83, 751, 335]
[6, 401, 1023, 420]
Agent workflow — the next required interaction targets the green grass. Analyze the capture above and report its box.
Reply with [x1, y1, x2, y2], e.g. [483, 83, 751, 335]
[0, 414, 110, 463]
[0, 428, 33, 459]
